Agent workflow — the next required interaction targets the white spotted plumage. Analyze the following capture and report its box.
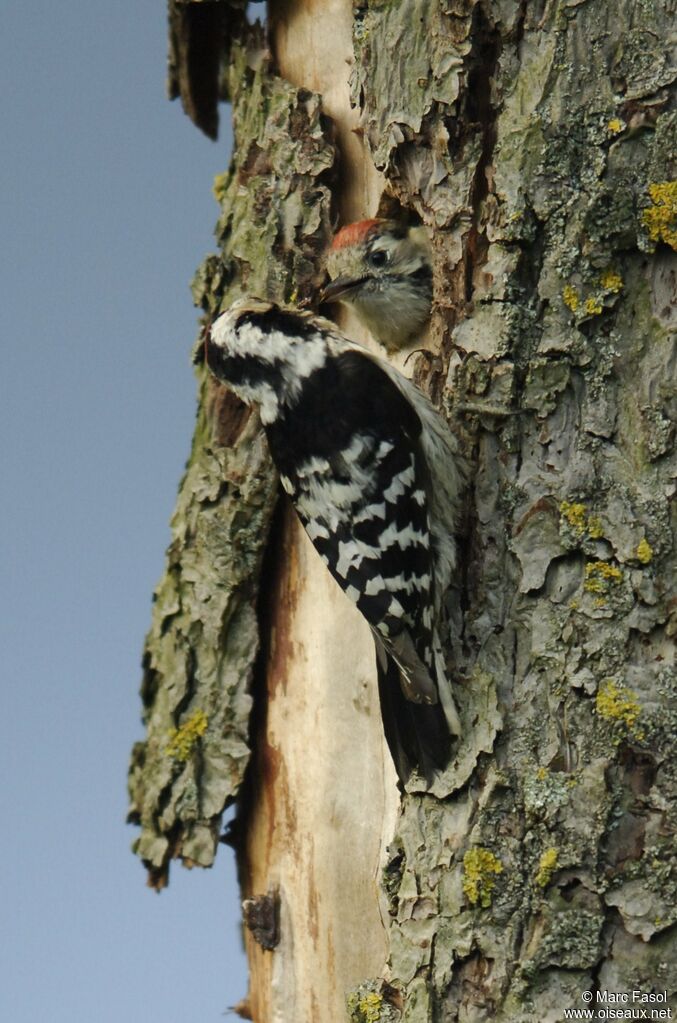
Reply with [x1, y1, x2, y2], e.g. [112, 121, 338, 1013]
[209, 313, 328, 422]
[205, 297, 466, 783]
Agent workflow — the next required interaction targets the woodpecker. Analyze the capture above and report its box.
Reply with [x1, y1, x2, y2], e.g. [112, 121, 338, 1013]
[321, 219, 433, 352]
[205, 298, 464, 783]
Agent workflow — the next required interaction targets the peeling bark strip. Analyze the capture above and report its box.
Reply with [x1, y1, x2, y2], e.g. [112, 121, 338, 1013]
[127, 20, 335, 887]
[131, 0, 677, 1019]
[167, 0, 236, 139]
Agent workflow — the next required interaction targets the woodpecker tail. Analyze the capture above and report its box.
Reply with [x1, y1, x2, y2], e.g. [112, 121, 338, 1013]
[376, 654, 454, 784]
[371, 622, 460, 784]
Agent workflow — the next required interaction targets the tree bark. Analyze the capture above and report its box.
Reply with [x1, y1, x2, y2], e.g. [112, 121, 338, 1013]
[129, 1, 677, 1020]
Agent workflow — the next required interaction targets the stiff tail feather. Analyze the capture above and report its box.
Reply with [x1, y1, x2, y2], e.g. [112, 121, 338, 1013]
[376, 654, 453, 785]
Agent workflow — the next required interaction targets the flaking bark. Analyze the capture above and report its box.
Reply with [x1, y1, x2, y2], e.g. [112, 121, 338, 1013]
[347, 2, 676, 1020]
[128, 20, 335, 886]
[130, 1, 676, 1020]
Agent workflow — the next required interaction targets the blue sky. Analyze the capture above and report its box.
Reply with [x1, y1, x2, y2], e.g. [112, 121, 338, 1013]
[0, 4, 249, 1019]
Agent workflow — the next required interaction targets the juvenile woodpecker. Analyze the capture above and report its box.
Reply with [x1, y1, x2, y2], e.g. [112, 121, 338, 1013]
[322, 219, 433, 352]
[205, 298, 464, 783]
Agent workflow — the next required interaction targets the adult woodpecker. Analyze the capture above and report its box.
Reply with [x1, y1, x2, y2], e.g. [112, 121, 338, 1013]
[205, 298, 464, 784]
[322, 219, 433, 352]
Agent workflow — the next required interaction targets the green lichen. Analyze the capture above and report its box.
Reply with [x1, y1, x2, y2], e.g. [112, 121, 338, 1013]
[643, 181, 677, 250]
[595, 679, 643, 741]
[524, 359, 571, 415]
[166, 709, 209, 761]
[607, 117, 625, 135]
[524, 769, 577, 823]
[644, 845, 677, 906]
[535, 847, 559, 889]
[463, 847, 504, 908]
[521, 909, 604, 977]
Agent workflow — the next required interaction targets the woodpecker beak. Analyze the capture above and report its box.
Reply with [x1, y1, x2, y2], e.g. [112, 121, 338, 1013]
[320, 276, 366, 304]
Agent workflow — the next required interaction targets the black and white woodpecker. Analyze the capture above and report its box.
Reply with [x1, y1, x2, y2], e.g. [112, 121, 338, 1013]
[321, 219, 433, 352]
[205, 298, 464, 784]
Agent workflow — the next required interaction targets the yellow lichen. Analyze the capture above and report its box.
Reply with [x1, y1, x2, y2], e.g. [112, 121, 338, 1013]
[607, 117, 625, 135]
[359, 993, 383, 1023]
[584, 560, 622, 595]
[587, 515, 603, 539]
[348, 992, 384, 1023]
[463, 847, 504, 908]
[643, 181, 677, 250]
[535, 847, 559, 888]
[212, 172, 229, 203]
[560, 501, 587, 535]
[166, 709, 209, 761]
[584, 296, 603, 316]
[560, 502, 603, 541]
[562, 285, 580, 312]
[636, 538, 653, 564]
[600, 269, 623, 293]
[596, 679, 643, 740]
[564, 272, 622, 320]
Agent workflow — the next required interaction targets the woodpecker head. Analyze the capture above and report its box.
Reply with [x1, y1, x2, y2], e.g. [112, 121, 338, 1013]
[204, 298, 333, 424]
[322, 219, 432, 351]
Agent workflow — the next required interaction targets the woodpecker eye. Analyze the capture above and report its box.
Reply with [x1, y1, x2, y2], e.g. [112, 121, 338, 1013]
[367, 249, 389, 268]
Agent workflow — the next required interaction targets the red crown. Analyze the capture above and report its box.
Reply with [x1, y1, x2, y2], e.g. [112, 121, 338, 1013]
[330, 219, 383, 250]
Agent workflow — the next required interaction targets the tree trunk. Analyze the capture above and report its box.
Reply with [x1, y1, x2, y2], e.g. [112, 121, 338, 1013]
[129, 1, 677, 1020]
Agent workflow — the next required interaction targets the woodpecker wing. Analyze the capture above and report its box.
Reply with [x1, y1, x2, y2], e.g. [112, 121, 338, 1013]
[354, 349, 465, 607]
[265, 349, 436, 674]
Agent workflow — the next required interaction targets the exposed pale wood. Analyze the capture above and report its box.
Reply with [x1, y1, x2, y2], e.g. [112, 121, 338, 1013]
[243, 511, 398, 1022]
[240, 6, 400, 1019]
[270, 0, 383, 224]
